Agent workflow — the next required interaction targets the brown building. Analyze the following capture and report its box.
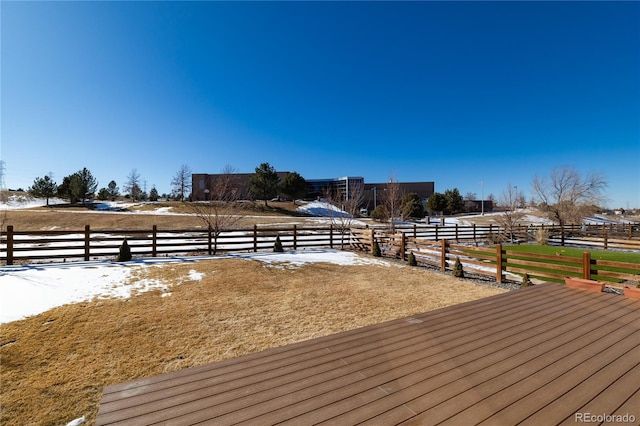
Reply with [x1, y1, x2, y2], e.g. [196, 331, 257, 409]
[192, 172, 435, 209]
[363, 181, 435, 212]
[191, 172, 291, 201]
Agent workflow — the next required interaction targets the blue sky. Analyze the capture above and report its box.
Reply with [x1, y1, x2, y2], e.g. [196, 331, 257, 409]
[2, 1, 639, 208]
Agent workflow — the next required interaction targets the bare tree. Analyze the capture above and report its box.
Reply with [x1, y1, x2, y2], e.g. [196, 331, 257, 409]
[323, 180, 365, 249]
[189, 165, 245, 255]
[124, 169, 143, 202]
[533, 166, 607, 245]
[171, 164, 192, 202]
[495, 183, 526, 243]
[382, 176, 403, 233]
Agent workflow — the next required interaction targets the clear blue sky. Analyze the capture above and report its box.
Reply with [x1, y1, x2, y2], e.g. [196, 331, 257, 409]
[2, 1, 639, 208]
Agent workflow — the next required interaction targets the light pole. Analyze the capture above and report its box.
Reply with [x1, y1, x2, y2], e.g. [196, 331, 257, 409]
[481, 181, 484, 215]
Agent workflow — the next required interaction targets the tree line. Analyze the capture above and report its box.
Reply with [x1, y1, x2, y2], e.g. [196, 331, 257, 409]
[28, 167, 167, 205]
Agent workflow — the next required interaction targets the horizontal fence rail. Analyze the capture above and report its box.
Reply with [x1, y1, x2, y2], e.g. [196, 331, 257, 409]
[353, 229, 640, 289]
[2, 223, 639, 289]
[1, 225, 350, 265]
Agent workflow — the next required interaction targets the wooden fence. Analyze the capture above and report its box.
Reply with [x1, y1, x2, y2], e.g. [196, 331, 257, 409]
[1, 224, 349, 265]
[350, 229, 640, 288]
[2, 224, 639, 287]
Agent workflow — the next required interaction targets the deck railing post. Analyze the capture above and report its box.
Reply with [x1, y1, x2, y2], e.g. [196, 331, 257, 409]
[6, 225, 13, 265]
[496, 244, 503, 284]
[84, 225, 91, 261]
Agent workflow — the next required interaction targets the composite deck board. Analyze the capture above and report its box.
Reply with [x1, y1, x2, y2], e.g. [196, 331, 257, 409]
[96, 283, 640, 425]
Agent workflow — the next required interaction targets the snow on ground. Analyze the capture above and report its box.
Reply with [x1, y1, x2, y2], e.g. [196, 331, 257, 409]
[0, 250, 391, 324]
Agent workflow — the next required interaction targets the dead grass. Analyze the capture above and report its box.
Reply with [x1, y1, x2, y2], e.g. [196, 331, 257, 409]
[0, 256, 506, 425]
[2, 201, 313, 231]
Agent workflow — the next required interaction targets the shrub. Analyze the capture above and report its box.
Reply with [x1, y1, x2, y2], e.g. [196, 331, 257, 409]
[452, 257, 464, 278]
[273, 235, 284, 252]
[117, 238, 132, 262]
[535, 227, 549, 245]
[372, 240, 381, 257]
[407, 251, 417, 266]
[370, 205, 388, 222]
[521, 273, 533, 288]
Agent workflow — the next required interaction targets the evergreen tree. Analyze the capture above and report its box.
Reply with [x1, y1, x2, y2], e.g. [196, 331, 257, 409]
[372, 240, 382, 257]
[444, 188, 464, 214]
[75, 167, 98, 205]
[117, 238, 132, 262]
[280, 171, 307, 204]
[453, 257, 464, 278]
[407, 251, 417, 266]
[107, 180, 120, 200]
[249, 162, 280, 206]
[149, 186, 159, 201]
[273, 235, 284, 252]
[97, 188, 110, 200]
[370, 205, 388, 222]
[402, 192, 424, 219]
[427, 192, 447, 215]
[28, 174, 57, 206]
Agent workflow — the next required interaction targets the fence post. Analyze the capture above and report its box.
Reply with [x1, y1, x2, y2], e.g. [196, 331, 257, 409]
[435, 224, 439, 241]
[293, 224, 297, 250]
[152, 225, 157, 257]
[400, 232, 406, 261]
[253, 224, 258, 252]
[440, 239, 447, 271]
[473, 223, 476, 241]
[84, 225, 90, 261]
[629, 224, 633, 239]
[455, 223, 459, 242]
[603, 230, 608, 250]
[208, 227, 213, 255]
[370, 228, 374, 252]
[413, 224, 417, 238]
[6, 225, 13, 265]
[496, 244, 503, 284]
[582, 251, 591, 280]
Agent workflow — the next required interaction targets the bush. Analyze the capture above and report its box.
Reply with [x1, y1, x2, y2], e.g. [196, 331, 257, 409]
[452, 257, 464, 278]
[372, 240, 381, 257]
[117, 238, 132, 262]
[521, 273, 533, 288]
[535, 227, 549, 245]
[370, 205, 388, 222]
[407, 251, 417, 266]
[273, 235, 284, 252]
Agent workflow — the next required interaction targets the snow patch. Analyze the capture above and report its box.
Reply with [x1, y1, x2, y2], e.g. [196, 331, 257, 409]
[0, 250, 392, 324]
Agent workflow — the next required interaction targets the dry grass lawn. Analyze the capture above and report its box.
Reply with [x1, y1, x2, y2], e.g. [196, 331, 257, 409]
[2, 201, 311, 231]
[1, 255, 507, 425]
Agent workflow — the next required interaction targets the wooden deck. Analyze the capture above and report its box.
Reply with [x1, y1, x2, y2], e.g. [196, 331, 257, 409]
[96, 283, 640, 425]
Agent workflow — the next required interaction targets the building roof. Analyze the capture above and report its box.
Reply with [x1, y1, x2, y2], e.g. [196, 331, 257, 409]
[96, 283, 640, 425]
